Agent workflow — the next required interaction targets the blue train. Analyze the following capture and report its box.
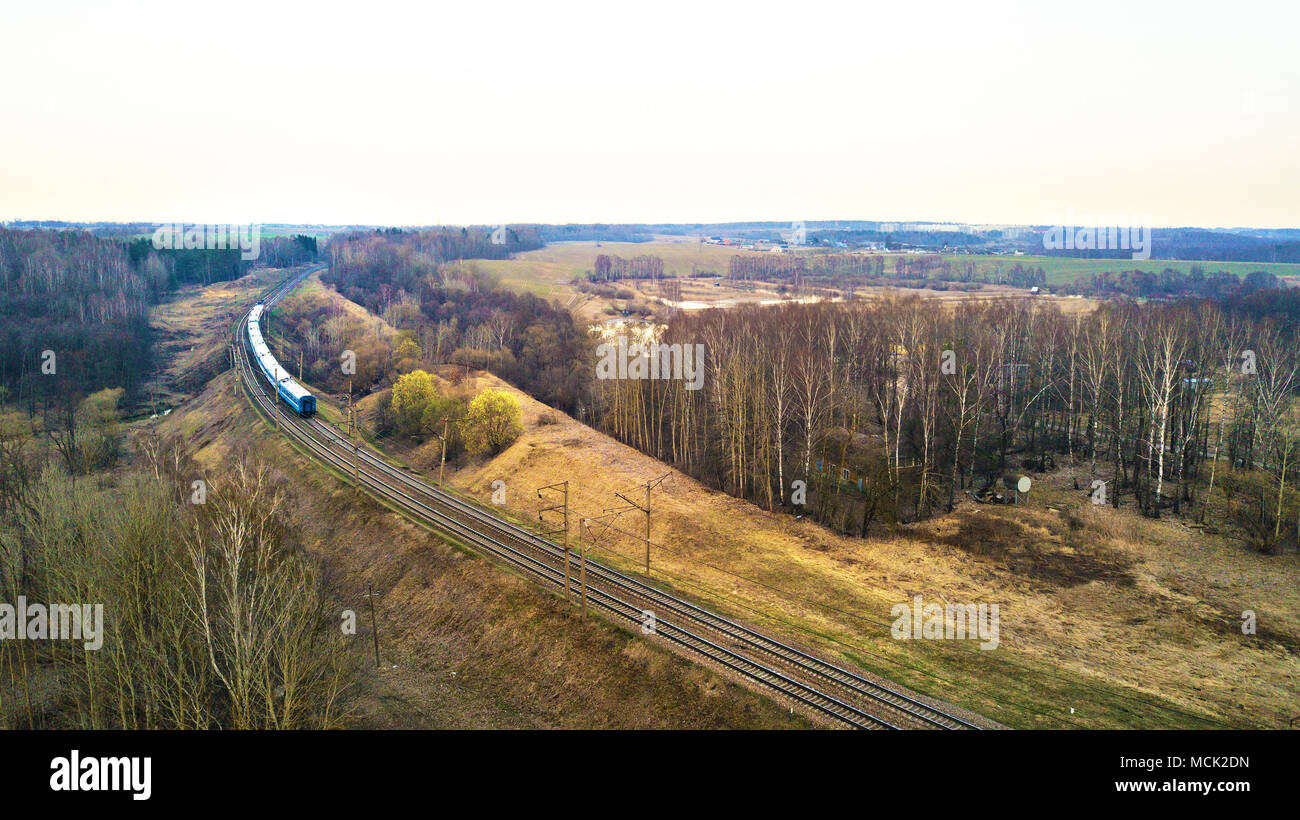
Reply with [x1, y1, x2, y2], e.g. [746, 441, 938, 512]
[246, 302, 316, 416]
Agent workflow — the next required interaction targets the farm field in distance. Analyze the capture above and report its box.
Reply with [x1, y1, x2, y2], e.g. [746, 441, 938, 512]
[471, 239, 1300, 319]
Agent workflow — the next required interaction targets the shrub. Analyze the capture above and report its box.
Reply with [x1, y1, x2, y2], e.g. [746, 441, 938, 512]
[460, 389, 523, 456]
[391, 370, 437, 437]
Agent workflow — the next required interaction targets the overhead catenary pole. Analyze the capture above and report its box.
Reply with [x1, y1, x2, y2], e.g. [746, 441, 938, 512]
[348, 381, 360, 490]
[439, 416, 449, 486]
[613, 473, 668, 578]
[537, 481, 570, 601]
[579, 518, 588, 616]
[613, 488, 650, 576]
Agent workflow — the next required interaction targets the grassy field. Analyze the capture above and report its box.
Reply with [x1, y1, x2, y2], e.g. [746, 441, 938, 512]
[474, 241, 1100, 320]
[469, 239, 743, 319]
[495, 238, 741, 281]
[475, 241, 1298, 317]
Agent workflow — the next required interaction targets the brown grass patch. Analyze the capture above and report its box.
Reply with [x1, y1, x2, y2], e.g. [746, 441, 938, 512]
[927, 509, 1136, 591]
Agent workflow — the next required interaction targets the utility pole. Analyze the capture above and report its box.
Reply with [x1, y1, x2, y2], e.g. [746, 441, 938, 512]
[438, 416, 449, 486]
[614, 473, 668, 578]
[537, 481, 570, 601]
[298, 350, 303, 382]
[352, 408, 360, 488]
[348, 380, 359, 490]
[351, 405, 361, 488]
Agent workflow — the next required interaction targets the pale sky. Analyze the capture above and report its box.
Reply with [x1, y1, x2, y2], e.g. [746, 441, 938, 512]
[3, 0, 1298, 228]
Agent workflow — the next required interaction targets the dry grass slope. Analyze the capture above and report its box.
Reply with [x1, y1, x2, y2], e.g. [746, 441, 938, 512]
[418, 371, 1300, 730]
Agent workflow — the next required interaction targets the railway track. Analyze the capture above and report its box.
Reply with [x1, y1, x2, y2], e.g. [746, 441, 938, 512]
[233, 267, 985, 730]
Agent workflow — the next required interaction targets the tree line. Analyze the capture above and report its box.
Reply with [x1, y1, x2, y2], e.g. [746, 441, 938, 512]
[324, 227, 541, 299]
[593, 295, 1300, 551]
[320, 234, 592, 416]
[591, 254, 665, 282]
[1059, 266, 1282, 300]
[0, 227, 320, 413]
[725, 252, 1047, 290]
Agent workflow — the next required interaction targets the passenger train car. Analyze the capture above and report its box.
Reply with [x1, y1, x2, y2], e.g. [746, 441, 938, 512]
[247, 302, 316, 416]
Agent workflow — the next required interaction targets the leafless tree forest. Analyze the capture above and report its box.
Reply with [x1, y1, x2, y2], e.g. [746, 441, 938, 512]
[595, 297, 1300, 552]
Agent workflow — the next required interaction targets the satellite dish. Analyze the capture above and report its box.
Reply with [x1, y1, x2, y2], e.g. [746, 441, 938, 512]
[1017, 476, 1032, 494]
